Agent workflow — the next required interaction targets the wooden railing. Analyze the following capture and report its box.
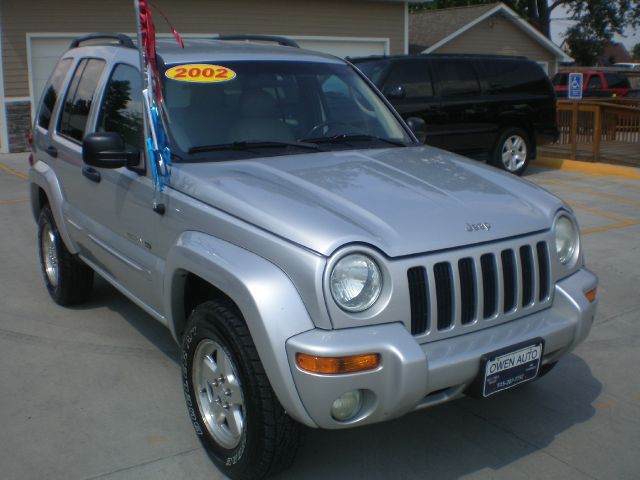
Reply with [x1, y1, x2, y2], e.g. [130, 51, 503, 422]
[555, 99, 640, 161]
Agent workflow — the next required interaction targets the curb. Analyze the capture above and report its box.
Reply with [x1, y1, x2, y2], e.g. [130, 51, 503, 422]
[535, 157, 640, 180]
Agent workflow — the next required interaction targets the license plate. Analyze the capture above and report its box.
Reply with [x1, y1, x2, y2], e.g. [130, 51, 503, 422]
[482, 340, 543, 397]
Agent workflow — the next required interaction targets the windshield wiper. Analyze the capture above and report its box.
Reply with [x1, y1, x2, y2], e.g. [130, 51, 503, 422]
[301, 134, 407, 147]
[188, 140, 321, 155]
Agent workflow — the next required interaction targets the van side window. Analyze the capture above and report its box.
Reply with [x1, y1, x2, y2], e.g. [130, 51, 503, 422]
[37, 58, 73, 130]
[484, 60, 549, 94]
[432, 60, 480, 96]
[58, 58, 106, 143]
[384, 61, 433, 98]
[604, 73, 630, 89]
[97, 64, 144, 150]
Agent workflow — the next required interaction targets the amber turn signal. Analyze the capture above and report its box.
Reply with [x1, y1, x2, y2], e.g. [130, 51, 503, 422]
[585, 287, 597, 303]
[296, 352, 380, 374]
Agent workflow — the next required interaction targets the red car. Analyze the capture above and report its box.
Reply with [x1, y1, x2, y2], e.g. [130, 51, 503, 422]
[552, 70, 631, 98]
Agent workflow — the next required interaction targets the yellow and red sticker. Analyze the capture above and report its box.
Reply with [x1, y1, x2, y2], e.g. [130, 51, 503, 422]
[165, 64, 237, 83]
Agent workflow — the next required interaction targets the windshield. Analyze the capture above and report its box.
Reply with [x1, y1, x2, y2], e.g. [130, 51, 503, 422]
[161, 61, 412, 161]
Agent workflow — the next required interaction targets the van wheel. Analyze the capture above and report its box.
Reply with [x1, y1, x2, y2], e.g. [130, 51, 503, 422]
[37, 205, 93, 305]
[493, 128, 530, 175]
[182, 301, 302, 480]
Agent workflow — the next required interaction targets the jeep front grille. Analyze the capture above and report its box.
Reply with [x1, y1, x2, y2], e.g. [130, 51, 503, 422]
[407, 241, 551, 337]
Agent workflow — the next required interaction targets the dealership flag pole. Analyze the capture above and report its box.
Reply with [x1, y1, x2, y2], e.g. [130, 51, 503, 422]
[134, 0, 176, 193]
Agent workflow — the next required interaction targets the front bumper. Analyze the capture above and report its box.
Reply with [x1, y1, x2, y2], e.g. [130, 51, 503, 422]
[286, 268, 597, 429]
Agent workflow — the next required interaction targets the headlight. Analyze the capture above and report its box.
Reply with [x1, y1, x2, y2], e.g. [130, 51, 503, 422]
[330, 253, 382, 312]
[554, 215, 579, 264]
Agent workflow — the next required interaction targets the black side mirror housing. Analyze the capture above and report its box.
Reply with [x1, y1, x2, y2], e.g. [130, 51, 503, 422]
[406, 117, 427, 143]
[383, 84, 406, 100]
[82, 132, 139, 169]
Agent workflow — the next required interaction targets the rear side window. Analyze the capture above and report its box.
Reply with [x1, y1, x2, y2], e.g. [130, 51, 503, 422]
[604, 73, 630, 89]
[432, 60, 480, 96]
[384, 61, 433, 98]
[586, 75, 603, 90]
[97, 64, 144, 150]
[37, 58, 73, 130]
[552, 73, 569, 86]
[58, 58, 106, 142]
[483, 60, 550, 94]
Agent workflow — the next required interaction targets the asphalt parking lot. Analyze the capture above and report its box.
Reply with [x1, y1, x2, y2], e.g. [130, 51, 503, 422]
[1, 153, 639, 480]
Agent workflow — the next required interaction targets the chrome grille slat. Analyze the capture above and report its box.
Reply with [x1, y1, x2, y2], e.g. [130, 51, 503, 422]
[473, 256, 484, 323]
[513, 246, 524, 310]
[407, 237, 552, 340]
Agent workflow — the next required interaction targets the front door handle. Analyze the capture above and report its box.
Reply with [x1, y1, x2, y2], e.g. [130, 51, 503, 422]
[45, 145, 58, 158]
[82, 165, 101, 183]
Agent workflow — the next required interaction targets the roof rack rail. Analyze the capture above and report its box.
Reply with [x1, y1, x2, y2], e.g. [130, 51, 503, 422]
[216, 35, 300, 48]
[69, 33, 135, 50]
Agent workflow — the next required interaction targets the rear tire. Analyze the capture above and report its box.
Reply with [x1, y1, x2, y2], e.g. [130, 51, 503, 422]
[492, 127, 531, 175]
[37, 205, 93, 306]
[182, 300, 302, 480]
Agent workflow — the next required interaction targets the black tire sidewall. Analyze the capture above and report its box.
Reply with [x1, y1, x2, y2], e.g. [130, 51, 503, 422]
[182, 305, 264, 477]
[493, 128, 531, 175]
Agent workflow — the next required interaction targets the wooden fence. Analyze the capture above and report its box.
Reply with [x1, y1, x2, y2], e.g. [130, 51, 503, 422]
[554, 99, 640, 162]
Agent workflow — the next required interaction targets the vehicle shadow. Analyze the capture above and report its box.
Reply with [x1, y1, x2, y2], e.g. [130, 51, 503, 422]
[74, 278, 600, 479]
[70, 276, 181, 363]
[276, 354, 600, 479]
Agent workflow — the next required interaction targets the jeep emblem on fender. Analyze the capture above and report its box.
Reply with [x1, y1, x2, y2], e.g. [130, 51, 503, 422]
[466, 222, 492, 232]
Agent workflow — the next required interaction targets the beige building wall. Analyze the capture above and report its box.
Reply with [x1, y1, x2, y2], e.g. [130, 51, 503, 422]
[432, 15, 558, 75]
[1, 0, 405, 98]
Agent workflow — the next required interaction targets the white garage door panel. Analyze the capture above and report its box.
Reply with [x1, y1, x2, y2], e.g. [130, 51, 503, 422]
[295, 39, 387, 58]
[30, 37, 75, 107]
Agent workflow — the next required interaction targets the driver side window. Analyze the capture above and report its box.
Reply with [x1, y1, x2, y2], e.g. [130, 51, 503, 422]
[97, 64, 144, 151]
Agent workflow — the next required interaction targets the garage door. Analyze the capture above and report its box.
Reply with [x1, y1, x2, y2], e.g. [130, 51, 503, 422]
[29, 37, 75, 109]
[294, 37, 388, 58]
[28, 34, 388, 110]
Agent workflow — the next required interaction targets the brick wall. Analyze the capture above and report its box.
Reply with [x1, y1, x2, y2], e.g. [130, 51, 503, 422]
[6, 102, 31, 152]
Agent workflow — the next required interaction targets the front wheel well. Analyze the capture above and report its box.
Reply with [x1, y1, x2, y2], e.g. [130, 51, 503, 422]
[174, 272, 242, 339]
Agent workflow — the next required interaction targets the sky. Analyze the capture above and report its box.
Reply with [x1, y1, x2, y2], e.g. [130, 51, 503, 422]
[549, 5, 639, 52]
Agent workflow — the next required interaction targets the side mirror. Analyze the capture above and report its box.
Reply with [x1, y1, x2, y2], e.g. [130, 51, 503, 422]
[383, 84, 406, 100]
[406, 117, 427, 143]
[82, 132, 139, 169]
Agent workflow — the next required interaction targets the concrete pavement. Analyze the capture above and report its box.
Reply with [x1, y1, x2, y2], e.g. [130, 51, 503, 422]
[1, 153, 639, 480]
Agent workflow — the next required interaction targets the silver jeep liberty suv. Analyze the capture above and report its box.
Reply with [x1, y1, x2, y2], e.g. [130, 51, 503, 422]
[29, 34, 598, 479]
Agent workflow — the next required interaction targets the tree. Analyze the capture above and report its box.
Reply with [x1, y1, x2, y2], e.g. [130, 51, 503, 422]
[633, 42, 640, 60]
[409, 0, 640, 41]
[564, 24, 608, 65]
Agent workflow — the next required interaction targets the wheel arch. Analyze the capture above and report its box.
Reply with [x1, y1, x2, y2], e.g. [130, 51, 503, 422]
[165, 231, 317, 427]
[29, 161, 79, 254]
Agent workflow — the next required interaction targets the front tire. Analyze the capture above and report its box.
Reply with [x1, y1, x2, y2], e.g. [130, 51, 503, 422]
[182, 301, 302, 480]
[37, 205, 93, 305]
[492, 127, 531, 175]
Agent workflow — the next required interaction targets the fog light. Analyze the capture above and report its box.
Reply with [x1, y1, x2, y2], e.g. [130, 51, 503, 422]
[331, 390, 362, 421]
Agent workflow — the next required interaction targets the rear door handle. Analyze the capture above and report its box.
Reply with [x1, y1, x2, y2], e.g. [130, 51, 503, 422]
[45, 145, 58, 158]
[82, 165, 101, 183]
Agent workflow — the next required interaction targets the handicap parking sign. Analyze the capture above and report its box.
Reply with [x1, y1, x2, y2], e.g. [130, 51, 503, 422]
[568, 73, 583, 99]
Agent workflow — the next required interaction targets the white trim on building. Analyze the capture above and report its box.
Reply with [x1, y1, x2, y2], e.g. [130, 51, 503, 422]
[0, 19, 8, 153]
[421, 3, 572, 63]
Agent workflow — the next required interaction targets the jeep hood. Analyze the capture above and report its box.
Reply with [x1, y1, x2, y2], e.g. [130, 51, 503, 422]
[171, 146, 563, 257]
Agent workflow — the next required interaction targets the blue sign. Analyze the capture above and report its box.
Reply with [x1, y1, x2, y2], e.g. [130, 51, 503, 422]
[568, 73, 583, 99]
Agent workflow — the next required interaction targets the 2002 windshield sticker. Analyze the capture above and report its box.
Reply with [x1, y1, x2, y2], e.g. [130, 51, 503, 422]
[165, 64, 236, 83]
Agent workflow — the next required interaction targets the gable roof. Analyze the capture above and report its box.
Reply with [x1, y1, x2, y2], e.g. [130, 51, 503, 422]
[410, 2, 572, 62]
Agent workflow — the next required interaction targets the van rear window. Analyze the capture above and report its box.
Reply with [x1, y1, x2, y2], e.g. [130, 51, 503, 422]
[484, 60, 550, 94]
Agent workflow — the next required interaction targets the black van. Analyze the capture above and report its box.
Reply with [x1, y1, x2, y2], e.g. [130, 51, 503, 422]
[351, 54, 558, 175]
